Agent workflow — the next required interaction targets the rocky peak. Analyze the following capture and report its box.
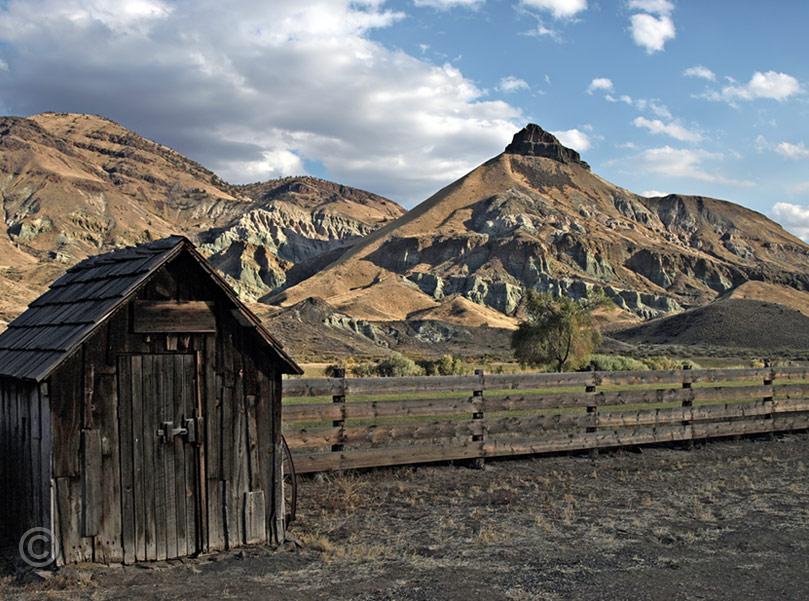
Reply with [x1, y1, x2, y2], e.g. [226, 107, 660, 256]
[504, 123, 590, 170]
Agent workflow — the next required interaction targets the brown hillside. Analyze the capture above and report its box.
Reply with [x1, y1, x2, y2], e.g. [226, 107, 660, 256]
[0, 112, 403, 323]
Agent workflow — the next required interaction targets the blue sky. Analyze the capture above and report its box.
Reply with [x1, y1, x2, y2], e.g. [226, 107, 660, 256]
[0, 0, 807, 238]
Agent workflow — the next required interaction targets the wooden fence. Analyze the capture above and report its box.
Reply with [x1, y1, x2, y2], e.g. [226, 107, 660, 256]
[282, 366, 809, 474]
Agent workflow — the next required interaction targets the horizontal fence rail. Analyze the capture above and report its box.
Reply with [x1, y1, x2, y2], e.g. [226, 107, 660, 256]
[282, 366, 809, 474]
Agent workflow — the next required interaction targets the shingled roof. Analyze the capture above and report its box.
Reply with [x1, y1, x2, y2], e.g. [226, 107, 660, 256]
[0, 236, 301, 381]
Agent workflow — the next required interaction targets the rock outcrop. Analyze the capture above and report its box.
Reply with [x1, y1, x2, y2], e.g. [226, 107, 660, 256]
[504, 124, 590, 170]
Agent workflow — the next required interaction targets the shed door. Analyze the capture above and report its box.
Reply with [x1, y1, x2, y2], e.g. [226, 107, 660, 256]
[118, 354, 202, 562]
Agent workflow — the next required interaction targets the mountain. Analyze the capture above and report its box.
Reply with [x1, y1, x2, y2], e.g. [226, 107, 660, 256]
[200, 176, 402, 299]
[274, 124, 809, 327]
[0, 112, 403, 324]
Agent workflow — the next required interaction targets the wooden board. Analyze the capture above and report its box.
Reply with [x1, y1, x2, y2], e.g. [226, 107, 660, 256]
[133, 301, 216, 334]
[293, 443, 483, 473]
[80, 429, 101, 537]
[284, 397, 482, 423]
[285, 419, 485, 450]
[243, 491, 266, 545]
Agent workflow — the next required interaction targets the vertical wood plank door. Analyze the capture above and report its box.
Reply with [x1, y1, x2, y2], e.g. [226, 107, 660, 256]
[118, 354, 201, 562]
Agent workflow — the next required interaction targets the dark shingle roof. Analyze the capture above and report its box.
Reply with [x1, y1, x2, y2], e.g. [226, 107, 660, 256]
[0, 236, 301, 381]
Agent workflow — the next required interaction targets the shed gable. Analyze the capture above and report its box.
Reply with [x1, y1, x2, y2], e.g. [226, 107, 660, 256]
[0, 236, 301, 381]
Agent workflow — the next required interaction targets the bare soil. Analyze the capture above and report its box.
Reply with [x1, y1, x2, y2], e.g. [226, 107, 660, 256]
[4, 433, 809, 600]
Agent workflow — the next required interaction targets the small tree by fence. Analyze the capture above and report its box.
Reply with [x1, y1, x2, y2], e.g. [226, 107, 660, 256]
[282, 365, 809, 474]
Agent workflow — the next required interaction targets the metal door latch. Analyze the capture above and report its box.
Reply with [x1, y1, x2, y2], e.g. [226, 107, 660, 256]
[157, 418, 202, 444]
[158, 421, 187, 443]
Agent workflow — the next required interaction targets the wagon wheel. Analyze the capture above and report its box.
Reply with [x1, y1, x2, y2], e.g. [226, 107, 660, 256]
[281, 435, 297, 526]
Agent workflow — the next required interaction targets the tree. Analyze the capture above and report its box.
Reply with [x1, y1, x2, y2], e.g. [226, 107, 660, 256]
[511, 291, 604, 372]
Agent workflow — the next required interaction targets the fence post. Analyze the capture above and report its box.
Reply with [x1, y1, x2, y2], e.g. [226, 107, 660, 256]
[586, 368, 598, 459]
[331, 368, 347, 453]
[763, 359, 775, 439]
[471, 368, 485, 469]
[682, 364, 694, 449]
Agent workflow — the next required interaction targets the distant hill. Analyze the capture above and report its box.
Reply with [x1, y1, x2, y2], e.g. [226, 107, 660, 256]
[0, 112, 403, 323]
[613, 298, 809, 351]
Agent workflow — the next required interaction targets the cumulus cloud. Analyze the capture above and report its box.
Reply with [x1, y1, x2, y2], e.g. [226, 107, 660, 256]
[775, 142, 809, 159]
[683, 65, 716, 81]
[413, 0, 484, 9]
[771, 202, 809, 241]
[0, 0, 523, 204]
[706, 71, 802, 103]
[633, 116, 701, 142]
[630, 13, 675, 53]
[626, 0, 675, 53]
[223, 149, 306, 181]
[552, 128, 591, 151]
[520, 0, 587, 19]
[587, 77, 614, 94]
[642, 189, 669, 197]
[498, 76, 530, 93]
[635, 146, 753, 186]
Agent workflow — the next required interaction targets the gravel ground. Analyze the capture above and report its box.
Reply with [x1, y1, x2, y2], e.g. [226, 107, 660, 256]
[4, 432, 809, 600]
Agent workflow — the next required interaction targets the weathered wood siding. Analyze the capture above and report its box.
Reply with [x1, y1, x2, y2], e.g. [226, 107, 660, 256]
[0, 379, 51, 550]
[48, 253, 284, 565]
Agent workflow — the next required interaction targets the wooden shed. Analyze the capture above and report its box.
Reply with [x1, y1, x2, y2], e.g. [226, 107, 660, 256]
[0, 236, 302, 565]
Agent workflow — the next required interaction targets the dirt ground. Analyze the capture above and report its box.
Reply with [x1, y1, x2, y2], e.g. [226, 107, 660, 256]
[4, 432, 809, 600]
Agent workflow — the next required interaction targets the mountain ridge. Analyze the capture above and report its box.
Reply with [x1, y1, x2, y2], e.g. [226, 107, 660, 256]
[273, 124, 809, 325]
[0, 112, 404, 323]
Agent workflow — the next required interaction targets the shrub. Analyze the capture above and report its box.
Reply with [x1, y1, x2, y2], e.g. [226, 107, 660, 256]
[585, 354, 648, 372]
[417, 354, 469, 376]
[375, 353, 425, 377]
[641, 356, 702, 370]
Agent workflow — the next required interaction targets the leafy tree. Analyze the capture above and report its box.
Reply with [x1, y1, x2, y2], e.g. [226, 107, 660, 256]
[511, 291, 605, 372]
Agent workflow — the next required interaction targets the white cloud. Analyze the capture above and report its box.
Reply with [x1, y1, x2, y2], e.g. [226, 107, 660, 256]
[552, 128, 591, 151]
[627, 0, 673, 15]
[223, 149, 305, 182]
[771, 202, 809, 241]
[683, 65, 716, 81]
[0, 0, 523, 205]
[648, 101, 672, 119]
[520, 0, 587, 19]
[635, 146, 753, 186]
[413, 0, 484, 9]
[633, 116, 701, 142]
[775, 142, 809, 159]
[629, 13, 675, 53]
[708, 71, 802, 103]
[587, 77, 613, 94]
[605, 93, 634, 106]
[642, 189, 669, 197]
[498, 76, 530, 93]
